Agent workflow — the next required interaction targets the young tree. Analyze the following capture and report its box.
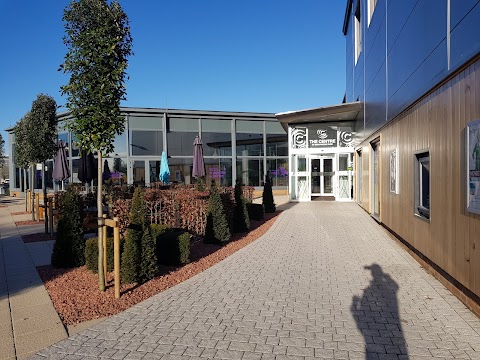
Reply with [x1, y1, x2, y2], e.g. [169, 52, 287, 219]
[233, 179, 250, 233]
[29, 94, 58, 227]
[262, 172, 276, 213]
[60, 0, 133, 291]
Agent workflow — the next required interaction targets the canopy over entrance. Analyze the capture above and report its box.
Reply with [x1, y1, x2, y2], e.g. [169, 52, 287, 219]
[275, 101, 363, 131]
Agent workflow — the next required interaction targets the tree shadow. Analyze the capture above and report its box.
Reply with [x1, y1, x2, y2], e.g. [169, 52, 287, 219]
[351, 264, 408, 359]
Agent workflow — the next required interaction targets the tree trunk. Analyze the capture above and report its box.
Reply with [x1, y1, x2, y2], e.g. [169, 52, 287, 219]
[24, 168, 28, 212]
[43, 162, 48, 233]
[97, 150, 105, 291]
[31, 164, 35, 221]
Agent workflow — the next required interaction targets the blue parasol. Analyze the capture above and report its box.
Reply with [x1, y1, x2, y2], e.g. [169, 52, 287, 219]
[159, 151, 170, 184]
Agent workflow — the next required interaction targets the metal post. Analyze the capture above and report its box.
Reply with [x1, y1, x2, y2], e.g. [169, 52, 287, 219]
[35, 193, 40, 221]
[113, 217, 120, 299]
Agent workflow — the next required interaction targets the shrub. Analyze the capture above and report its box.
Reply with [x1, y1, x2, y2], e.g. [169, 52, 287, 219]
[51, 185, 85, 268]
[85, 236, 124, 273]
[157, 230, 190, 266]
[204, 181, 231, 244]
[247, 203, 264, 221]
[121, 187, 145, 284]
[139, 227, 158, 283]
[233, 179, 250, 233]
[150, 223, 171, 241]
[262, 172, 276, 213]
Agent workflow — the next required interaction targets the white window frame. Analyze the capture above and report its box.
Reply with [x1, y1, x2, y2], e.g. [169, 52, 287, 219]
[414, 150, 430, 221]
[354, 0, 362, 64]
[368, 0, 378, 26]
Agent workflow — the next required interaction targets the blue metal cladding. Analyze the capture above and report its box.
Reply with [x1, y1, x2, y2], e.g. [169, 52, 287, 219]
[344, 0, 480, 140]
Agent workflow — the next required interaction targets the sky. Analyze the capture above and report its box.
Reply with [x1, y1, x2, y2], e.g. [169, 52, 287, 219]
[0, 1, 347, 155]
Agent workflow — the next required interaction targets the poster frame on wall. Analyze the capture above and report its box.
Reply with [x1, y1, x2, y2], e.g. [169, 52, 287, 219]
[466, 118, 480, 214]
[389, 148, 399, 194]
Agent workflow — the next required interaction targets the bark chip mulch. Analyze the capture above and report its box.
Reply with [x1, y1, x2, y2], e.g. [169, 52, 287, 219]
[37, 212, 281, 326]
[22, 233, 55, 243]
[15, 220, 43, 226]
[11, 211, 30, 215]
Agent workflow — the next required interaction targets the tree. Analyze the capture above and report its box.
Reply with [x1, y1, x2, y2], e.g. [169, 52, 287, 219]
[60, 0, 133, 291]
[204, 181, 231, 244]
[263, 172, 276, 213]
[13, 115, 30, 209]
[51, 185, 85, 268]
[29, 94, 58, 227]
[233, 179, 250, 233]
[121, 187, 144, 284]
[13, 94, 57, 221]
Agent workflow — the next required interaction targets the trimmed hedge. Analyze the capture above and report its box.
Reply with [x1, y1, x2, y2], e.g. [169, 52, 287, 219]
[85, 236, 124, 273]
[157, 230, 190, 266]
[233, 179, 250, 233]
[247, 203, 264, 221]
[51, 185, 85, 268]
[204, 182, 231, 244]
[262, 172, 276, 213]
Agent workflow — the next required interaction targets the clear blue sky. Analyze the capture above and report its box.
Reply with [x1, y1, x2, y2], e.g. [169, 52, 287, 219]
[0, 1, 347, 155]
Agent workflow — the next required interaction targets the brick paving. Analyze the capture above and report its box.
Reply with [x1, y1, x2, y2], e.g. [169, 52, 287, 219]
[31, 202, 480, 359]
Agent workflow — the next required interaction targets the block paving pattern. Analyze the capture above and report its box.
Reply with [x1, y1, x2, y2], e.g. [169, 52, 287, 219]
[31, 202, 480, 359]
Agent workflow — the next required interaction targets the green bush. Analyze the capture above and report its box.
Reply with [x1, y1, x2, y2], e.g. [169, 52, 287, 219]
[247, 203, 264, 221]
[157, 230, 190, 265]
[204, 181, 231, 244]
[262, 172, 276, 213]
[51, 185, 85, 268]
[121, 187, 145, 284]
[139, 227, 158, 283]
[85, 236, 124, 273]
[233, 179, 250, 233]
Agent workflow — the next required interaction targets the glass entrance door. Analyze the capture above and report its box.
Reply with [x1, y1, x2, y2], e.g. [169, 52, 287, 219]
[310, 156, 335, 197]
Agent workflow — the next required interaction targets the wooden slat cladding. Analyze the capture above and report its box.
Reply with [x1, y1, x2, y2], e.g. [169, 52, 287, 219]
[355, 59, 480, 299]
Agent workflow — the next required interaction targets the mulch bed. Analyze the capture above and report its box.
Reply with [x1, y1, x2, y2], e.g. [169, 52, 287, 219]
[22, 233, 55, 243]
[11, 211, 30, 215]
[37, 212, 281, 326]
[15, 220, 43, 226]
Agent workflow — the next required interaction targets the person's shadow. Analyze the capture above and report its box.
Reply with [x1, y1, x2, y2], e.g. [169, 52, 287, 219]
[351, 264, 408, 359]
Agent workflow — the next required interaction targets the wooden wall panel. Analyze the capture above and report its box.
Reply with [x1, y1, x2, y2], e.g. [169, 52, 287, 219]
[355, 58, 480, 299]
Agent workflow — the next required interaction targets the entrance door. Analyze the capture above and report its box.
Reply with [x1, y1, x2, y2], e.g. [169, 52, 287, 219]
[371, 140, 380, 218]
[311, 156, 335, 197]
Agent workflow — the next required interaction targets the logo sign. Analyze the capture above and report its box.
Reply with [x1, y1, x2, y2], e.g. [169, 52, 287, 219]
[308, 126, 336, 148]
[291, 127, 307, 149]
[339, 128, 358, 147]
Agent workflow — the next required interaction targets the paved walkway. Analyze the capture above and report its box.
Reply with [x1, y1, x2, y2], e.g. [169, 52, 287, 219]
[0, 196, 67, 360]
[30, 201, 480, 360]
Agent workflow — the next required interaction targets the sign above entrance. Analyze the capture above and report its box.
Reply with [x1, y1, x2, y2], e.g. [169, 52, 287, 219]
[291, 124, 358, 149]
[308, 127, 337, 148]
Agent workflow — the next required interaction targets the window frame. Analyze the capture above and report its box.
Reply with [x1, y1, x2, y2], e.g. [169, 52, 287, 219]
[367, 0, 378, 26]
[354, 0, 362, 64]
[414, 150, 430, 222]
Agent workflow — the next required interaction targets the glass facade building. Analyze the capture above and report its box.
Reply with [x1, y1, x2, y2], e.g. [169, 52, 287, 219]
[8, 107, 287, 192]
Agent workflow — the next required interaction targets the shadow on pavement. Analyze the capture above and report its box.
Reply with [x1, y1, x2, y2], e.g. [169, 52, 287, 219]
[351, 263, 408, 360]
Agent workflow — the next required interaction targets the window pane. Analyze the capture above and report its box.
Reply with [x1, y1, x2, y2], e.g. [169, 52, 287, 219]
[169, 158, 193, 185]
[339, 154, 349, 171]
[168, 117, 199, 132]
[266, 134, 288, 156]
[167, 132, 198, 156]
[205, 158, 232, 187]
[420, 160, 430, 209]
[267, 159, 288, 186]
[237, 120, 263, 133]
[202, 132, 232, 156]
[149, 160, 161, 184]
[202, 119, 231, 132]
[133, 160, 145, 186]
[236, 159, 264, 186]
[129, 116, 162, 130]
[265, 121, 286, 134]
[236, 133, 263, 156]
[104, 158, 127, 185]
[45, 161, 53, 189]
[108, 132, 127, 157]
[131, 130, 163, 156]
